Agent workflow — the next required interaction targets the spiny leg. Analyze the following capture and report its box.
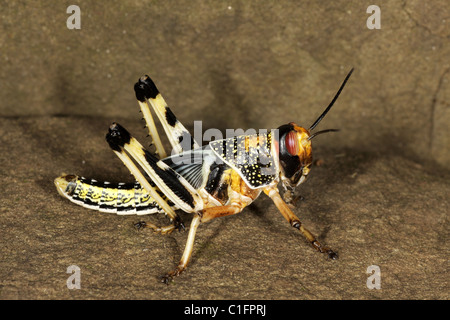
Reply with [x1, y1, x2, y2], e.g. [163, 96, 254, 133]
[106, 122, 202, 214]
[162, 204, 243, 284]
[264, 187, 338, 259]
[134, 77, 167, 159]
[134, 75, 200, 155]
[105, 125, 183, 230]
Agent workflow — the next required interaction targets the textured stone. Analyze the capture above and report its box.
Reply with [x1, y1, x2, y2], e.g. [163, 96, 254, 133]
[0, 0, 448, 300]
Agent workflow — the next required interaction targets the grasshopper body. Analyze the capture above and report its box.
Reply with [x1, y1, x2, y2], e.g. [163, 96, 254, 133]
[55, 69, 353, 283]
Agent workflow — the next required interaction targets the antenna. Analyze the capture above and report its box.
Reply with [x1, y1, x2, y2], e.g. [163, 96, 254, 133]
[309, 68, 354, 131]
[308, 129, 340, 141]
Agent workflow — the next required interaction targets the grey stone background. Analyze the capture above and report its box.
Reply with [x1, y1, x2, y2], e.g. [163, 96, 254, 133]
[0, 0, 448, 300]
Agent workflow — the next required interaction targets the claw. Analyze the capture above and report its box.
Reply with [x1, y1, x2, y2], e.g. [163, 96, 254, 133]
[312, 240, 338, 260]
[161, 270, 178, 285]
[161, 265, 186, 284]
[134, 221, 147, 230]
[177, 222, 186, 232]
[173, 217, 186, 232]
[328, 250, 339, 260]
[161, 274, 172, 285]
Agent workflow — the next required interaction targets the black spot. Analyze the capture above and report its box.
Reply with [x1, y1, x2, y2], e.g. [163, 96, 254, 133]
[134, 75, 160, 101]
[105, 122, 131, 151]
[134, 82, 146, 102]
[165, 107, 177, 127]
[177, 133, 197, 151]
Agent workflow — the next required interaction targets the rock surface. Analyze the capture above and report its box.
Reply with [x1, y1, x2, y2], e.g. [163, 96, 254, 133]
[0, 0, 448, 299]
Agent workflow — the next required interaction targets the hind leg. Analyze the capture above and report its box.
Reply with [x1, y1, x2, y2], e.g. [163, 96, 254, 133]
[134, 75, 200, 156]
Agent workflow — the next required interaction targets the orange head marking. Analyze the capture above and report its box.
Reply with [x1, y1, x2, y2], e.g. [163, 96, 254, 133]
[277, 123, 312, 188]
[286, 122, 313, 162]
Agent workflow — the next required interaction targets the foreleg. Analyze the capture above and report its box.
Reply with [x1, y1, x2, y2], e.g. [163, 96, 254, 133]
[264, 187, 338, 259]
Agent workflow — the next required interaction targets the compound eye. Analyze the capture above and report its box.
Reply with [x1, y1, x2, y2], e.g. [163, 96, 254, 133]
[285, 131, 299, 156]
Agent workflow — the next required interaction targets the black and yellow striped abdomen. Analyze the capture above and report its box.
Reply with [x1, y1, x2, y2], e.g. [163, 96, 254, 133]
[54, 174, 176, 215]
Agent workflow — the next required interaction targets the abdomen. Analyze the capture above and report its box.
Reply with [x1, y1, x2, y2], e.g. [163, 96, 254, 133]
[54, 174, 176, 215]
